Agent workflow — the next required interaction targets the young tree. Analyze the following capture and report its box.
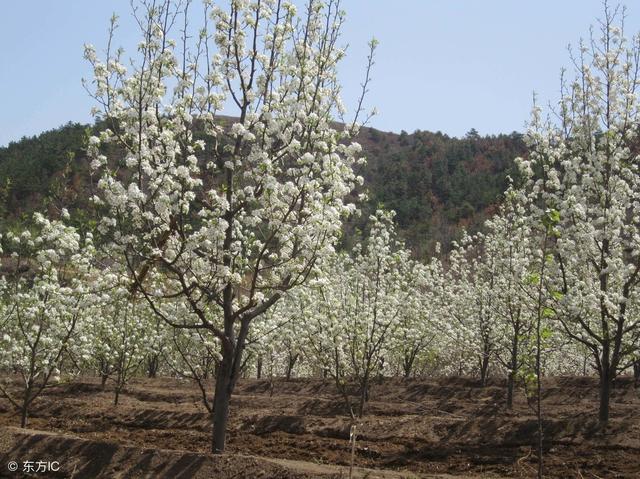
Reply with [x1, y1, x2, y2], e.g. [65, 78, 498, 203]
[249, 298, 305, 381]
[0, 213, 95, 427]
[85, 0, 371, 452]
[445, 232, 499, 386]
[387, 256, 440, 379]
[302, 211, 413, 417]
[483, 195, 537, 408]
[87, 276, 156, 405]
[517, 4, 640, 423]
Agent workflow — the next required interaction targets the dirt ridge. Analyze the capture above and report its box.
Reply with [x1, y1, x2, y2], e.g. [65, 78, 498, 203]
[0, 427, 472, 479]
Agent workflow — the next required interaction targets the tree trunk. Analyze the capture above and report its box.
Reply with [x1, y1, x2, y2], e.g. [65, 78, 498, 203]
[357, 373, 369, 418]
[148, 354, 159, 378]
[403, 361, 411, 379]
[114, 371, 123, 406]
[114, 367, 124, 406]
[507, 333, 519, 409]
[21, 385, 32, 428]
[212, 352, 233, 453]
[598, 360, 612, 423]
[506, 371, 515, 409]
[634, 360, 640, 388]
[256, 356, 263, 380]
[285, 353, 298, 381]
[99, 358, 109, 389]
[480, 354, 489, 387]
[20, 406, 28, 428]
[403, 349, 417, 379]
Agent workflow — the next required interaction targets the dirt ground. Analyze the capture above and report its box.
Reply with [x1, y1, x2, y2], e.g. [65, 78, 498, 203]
[1, 375, 639, 478]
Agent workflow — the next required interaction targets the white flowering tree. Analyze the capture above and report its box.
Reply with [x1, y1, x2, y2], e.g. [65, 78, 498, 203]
[248, 297, 305, 381]
[445, 232, 499, 386]
[477, 194, 537, 408]
[517, 5, 640, 423]
[85, 0, 370, 452]
[430, 270, 476, 377]
[145, 312, 172, 379]
[387, 257, 440, 378]
[0, 213, 95, 427]
[86, 272, 158, 405]
[302, 211, 413, 417]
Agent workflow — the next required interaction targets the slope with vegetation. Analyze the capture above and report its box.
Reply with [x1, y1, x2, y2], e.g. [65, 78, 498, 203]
[0, 122, 526, 256]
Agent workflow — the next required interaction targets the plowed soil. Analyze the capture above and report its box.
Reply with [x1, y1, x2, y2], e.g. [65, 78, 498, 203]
[1, 376, 639, 478]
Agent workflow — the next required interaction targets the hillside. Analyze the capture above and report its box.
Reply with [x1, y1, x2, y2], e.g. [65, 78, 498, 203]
[354, 127, 525, 255]
[0, 122, 526, 257]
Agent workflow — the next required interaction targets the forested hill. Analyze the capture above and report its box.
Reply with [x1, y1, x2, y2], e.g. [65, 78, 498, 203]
[355, 127, 525, 256]
[0, 122, 526, 257]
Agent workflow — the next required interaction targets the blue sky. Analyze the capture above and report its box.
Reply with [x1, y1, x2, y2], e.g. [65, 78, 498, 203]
[1, 1, 639, 146]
